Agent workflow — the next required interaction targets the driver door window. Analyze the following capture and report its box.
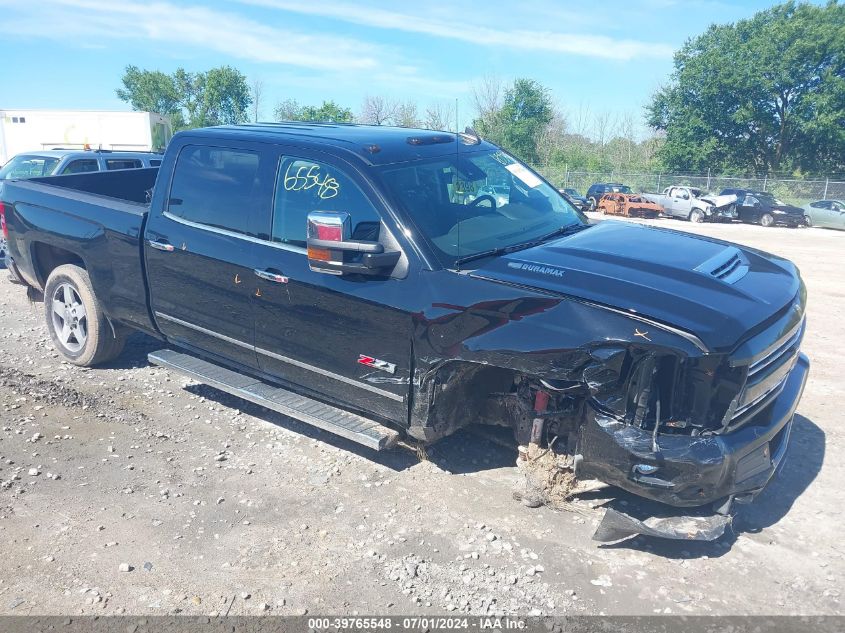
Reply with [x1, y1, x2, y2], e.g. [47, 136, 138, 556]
[271, 157, 381, 246]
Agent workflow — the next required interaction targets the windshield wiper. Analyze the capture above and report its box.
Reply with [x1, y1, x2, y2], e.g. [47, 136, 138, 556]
[454, 246, 513, 268]
[454, 223, 586, 268]
[534, 222, 586, 243]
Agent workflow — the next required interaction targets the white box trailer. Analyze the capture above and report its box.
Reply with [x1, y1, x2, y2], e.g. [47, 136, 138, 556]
[0, 110, 173, 165]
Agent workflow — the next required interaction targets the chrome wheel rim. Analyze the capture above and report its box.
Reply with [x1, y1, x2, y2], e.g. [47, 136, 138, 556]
[761, 214, 773, 227]
[690, 210, 703, 223]
[51, 283, 88, 353]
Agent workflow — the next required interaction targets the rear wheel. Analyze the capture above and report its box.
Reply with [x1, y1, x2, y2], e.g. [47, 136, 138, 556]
[760, 213, 775, 227]
[44, 264, 126, 366]
[0, 235, 7, 267]
[689, 208, 704, 223]
[588, 197, 598, 212]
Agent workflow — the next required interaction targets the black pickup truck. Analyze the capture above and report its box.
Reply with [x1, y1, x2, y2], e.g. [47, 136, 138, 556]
[0, 123, 809, 537]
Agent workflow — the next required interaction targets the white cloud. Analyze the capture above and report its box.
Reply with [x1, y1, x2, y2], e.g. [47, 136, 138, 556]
[0, 0, 384, 71]
[239, 0, 675, 60]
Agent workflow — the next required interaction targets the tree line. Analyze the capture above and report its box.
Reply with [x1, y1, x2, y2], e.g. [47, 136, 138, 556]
[117, 66, 662, 176]
[116, 1, 844, 178]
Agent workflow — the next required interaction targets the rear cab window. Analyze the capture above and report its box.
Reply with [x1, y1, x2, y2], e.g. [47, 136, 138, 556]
[106, 159, 143, 170]
[166, 145, 263, 236]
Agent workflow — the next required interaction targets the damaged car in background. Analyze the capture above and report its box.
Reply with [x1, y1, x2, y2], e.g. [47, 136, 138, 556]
[643, 185, 738, 223]
[596, 191, 663, 218]
[0, 123, 809, 543]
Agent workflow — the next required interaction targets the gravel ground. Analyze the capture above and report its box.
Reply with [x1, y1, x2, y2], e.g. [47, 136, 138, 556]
[0, 216, 842, 616]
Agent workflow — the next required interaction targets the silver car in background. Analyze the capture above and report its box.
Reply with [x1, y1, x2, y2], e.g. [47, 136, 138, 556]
[804, 200, 845, 230]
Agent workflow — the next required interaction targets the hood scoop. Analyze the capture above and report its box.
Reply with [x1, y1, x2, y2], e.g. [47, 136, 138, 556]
[695, 247, 749, 284]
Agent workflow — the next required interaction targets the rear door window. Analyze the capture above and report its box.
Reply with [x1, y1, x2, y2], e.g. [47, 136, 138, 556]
[167, 145, 263, 236]
[270, 156, 381, 247]
[62, 159, 99, 174]
[106, 159, 142, 170]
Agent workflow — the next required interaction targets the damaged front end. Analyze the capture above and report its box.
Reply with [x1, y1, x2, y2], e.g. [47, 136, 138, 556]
[579, 314, 808, 512]
[410, 282, 809, 541]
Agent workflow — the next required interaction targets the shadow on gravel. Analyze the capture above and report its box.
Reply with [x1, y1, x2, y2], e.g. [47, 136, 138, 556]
[99, 332, 164, 370]
[107, 334, 518, 472]
[182, 380, 517, 474]
[595, 413, 824, 558]
[116, 335, 824, 557]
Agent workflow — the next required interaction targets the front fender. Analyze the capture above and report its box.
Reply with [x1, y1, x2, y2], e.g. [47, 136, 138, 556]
[409, 292, 708, 439]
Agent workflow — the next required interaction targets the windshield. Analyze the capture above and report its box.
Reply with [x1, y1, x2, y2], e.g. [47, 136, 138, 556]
[378, 149, 585, 267]
[0, 155, 60, 180]
[611, 185, 632, 194]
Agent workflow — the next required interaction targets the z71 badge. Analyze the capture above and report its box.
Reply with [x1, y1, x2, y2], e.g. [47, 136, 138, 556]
[357, 354, 397, 374]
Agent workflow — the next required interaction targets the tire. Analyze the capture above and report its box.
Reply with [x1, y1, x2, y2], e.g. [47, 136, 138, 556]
[689, 208, 704, 223]
[588, 197, 598, 212]
[760, 213, 775, 227]
[804, 215, 812, 227]
[0, 235, 7, 269]
[44, 264, 126, 366]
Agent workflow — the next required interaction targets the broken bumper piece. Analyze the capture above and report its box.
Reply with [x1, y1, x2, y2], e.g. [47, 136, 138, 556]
[578, 353, 809, 507]
[592, 507, 731, 542]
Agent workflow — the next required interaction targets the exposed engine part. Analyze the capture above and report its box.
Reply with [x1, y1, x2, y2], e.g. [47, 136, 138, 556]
[528, 389, 549, 458]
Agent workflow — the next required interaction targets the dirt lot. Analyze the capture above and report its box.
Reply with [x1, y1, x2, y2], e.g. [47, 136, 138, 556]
[0, 216, 842, 616]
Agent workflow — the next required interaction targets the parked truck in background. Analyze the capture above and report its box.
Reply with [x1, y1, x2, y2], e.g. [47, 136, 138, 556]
[0, 123, 809, 541]
[0, 110, 172, 165]
[642, 186, 738, 223]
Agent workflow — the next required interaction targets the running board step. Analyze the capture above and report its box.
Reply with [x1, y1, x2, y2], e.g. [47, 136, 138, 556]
[148, 349, 399, 451]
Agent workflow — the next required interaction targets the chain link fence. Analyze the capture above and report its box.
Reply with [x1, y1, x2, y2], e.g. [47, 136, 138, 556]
[535, 166, 845, 206]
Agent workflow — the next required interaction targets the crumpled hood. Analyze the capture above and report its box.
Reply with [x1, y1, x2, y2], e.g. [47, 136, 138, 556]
[470, 221, 801, 351]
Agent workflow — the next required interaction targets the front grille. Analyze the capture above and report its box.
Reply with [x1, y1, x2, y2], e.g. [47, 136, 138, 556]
[728, 319, 804, 429]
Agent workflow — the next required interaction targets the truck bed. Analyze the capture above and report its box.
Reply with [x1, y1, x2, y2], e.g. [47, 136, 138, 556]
[2, 168, 159, 335]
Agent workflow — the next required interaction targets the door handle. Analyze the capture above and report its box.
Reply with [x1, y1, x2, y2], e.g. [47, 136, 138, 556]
[254, 269, 289, 284]
[148, 239, 175, 252]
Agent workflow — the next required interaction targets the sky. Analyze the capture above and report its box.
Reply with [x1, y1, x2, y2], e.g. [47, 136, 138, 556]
[1, 0, 795, 137]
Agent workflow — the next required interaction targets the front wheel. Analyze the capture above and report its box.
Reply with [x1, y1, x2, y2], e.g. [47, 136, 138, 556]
[760, 213, 775, 227]
[689, 209, 704, 223]
[588, 197, 598, 212]
[44, 264, 126, 366]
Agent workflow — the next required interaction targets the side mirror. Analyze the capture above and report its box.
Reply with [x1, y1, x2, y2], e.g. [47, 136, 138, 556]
[306, 211, 400, 276]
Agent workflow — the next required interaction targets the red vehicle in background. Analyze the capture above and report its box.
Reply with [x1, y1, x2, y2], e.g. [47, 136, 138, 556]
[597, 192, 663, 218]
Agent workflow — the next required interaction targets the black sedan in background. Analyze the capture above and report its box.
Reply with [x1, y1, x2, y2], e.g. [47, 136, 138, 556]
[720, 188, 808, 227]
[558, 187, 589, 211]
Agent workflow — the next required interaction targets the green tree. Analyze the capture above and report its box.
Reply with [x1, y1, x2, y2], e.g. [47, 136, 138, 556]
[647, 1, 845, 174]
[117, 65, 252, 130]
[116, 65, 181, 117]
[273, 99, 354, 123]
[473, 78, 554, 164]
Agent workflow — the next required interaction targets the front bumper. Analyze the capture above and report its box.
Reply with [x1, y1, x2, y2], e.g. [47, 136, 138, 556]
[708, 207, 738, 222]
[774, 213, 808, 227]
[577, 352, 809, 507]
